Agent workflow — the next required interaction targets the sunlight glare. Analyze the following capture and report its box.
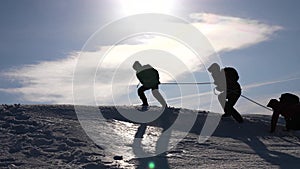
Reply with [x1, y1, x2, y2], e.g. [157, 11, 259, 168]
[120, 0, 176, 16]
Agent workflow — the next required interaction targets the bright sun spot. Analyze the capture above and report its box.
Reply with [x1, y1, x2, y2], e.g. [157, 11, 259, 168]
[120, 0, 176, 16]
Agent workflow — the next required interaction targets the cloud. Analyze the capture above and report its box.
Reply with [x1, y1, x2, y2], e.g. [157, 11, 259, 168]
[0, 13, 283, 105]
[190, 13, 283, 52]
[242, 77, 300, 90]
[1, 55, 77, 103]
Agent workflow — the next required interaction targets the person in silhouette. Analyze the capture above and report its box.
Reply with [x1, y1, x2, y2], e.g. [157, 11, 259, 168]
[133, 61, 167, 109]
[208, 63, 243, 123]
[267, 93, 300, 133]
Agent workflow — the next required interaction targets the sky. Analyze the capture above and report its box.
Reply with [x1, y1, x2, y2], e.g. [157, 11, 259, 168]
[0, 0, 299, 115]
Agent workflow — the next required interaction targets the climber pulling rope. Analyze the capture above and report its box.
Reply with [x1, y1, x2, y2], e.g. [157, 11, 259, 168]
[140, 81, 272, 112]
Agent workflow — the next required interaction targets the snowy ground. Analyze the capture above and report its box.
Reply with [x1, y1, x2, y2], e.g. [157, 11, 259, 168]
[0, 104, 299, 169]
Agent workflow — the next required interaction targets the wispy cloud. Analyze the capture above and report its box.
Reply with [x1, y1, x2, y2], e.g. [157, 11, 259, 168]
[1, 55, 77, 103]
[0, 13, 283, 105]
[190, 13, 283, 52]
[243, 77, 300, 90]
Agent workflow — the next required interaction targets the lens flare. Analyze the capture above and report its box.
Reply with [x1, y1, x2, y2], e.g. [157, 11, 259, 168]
[148, 161, 155, 169]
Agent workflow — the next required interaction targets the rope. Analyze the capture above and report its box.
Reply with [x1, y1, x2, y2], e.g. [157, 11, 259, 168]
[219, 88, 272, 111]
[136, 82, 273, 111]
[160, 82, 213, 85]
[213, 87, 272, 111]
[240, 94, 272, 111]
[136, 82, 212, 88]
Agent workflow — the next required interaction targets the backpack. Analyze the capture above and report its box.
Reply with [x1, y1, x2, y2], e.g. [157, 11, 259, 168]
[280, 93, 299, 105]
[224, 67, 239, 82]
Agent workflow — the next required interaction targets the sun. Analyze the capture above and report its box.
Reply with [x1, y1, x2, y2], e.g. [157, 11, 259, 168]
[119, 0, 176, 16]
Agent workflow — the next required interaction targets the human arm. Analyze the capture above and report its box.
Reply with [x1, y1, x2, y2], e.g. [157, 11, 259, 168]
[270, 111, 280, 133]
[154, 69, 160, 84]
[136, 73, 144, 84]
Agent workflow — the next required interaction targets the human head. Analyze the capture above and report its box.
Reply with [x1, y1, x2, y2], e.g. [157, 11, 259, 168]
[208, 63, 220, 73]
[133, 61, 142, 72]
[267, 99, 280, 110]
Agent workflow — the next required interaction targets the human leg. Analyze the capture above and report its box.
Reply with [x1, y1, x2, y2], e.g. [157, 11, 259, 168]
[138, 86, 150, 106]
[225, 92, 243, 123]
[152, 89, 167, 108]
[286, 114, 300, 130]
[218, 92, 230, 116]
[218, 92, 226, 108]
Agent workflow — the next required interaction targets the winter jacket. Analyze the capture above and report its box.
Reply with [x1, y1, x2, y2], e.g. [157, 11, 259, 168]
[136, 65, 160, 88]
[213, 68, 241, 93]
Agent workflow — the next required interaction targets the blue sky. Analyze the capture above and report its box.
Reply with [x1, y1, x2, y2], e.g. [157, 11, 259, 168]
[0, 0, 299, 114]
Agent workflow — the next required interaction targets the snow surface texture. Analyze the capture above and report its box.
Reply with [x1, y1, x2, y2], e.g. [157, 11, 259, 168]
[0, 104, 299, 169]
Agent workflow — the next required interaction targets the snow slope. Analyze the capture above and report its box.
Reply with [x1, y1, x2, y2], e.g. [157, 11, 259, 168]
[0, 104, 299, 169]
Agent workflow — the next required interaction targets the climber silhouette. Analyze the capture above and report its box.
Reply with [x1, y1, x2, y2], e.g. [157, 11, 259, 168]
[208, 63, 243, 123]
[267, 93, 300, 133]
[133, 61, 167, 109]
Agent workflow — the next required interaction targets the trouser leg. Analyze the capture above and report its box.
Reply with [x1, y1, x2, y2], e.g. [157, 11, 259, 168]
[152, 89, 167, 108]
[218, 92, 227, 114]
[138, 86, 149, 106]
[225, 92, 243, 123]
[229, 106, 243, 123]
[218, 92, 231, 117]
[287, 114, 300, 130]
